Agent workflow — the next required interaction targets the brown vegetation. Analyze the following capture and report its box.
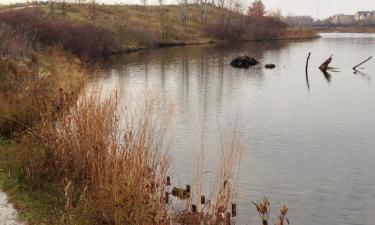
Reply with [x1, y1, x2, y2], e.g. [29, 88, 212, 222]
[0, 9, 119, 58]
[0, 52, 84, 138]
[0, 3, 318, 58]
[2, 88, 243, 225]
[0, 4, 292, 224]
[0, 23, 35, 57]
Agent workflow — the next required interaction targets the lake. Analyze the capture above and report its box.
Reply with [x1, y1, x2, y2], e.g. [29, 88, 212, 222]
[89, 33, 375, 225]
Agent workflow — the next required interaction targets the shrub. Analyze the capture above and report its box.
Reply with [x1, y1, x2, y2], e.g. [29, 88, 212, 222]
[203, 22, 245, 41]
[0, 23, 35, 57]
[203, 16, 287, 41]
[0, 9, 120, 58]
[119, 24, 160, 47]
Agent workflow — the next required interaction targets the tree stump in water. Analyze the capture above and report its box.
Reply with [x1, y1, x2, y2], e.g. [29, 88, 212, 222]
[319, 55, 333, 72]
[231, 55, 259, 68]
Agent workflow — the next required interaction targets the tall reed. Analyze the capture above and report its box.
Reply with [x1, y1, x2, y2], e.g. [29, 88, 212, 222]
[173, 125, 242, 225]
[34, 93, 173, 225]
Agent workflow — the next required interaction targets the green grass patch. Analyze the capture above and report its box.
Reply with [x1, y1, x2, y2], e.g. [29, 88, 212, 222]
[0, 140, 64, 225]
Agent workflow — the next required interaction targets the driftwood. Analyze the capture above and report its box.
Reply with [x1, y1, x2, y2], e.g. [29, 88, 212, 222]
[353, 56, 372, 70]
[319, 55, 333, 72]
[305, 52, 311, 75]
[305, 52, 311, 89]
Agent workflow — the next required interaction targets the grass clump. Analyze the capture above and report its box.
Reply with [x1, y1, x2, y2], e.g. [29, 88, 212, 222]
[16, 94, 173, 225]
[0, 49, 85, 138]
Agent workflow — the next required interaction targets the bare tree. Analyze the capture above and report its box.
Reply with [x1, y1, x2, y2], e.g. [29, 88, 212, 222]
[141, 0, 147, 7]
[50, 0, 54, 16]
[178, 0, 188, 27]
[62, 0, 67, 17]
[199, 0, 209, 25]
[268, 8, 282, 19]
[159, 0, 168, 38]
[217, 0, 225, 25]
[91, 0, 96, 21]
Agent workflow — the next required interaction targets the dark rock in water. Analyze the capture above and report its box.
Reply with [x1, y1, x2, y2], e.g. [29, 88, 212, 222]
[231, 55, 259, 68]
[265, 64, 276, 69]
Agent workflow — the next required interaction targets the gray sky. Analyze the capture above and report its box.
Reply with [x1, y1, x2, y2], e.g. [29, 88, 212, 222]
[0, 0, 374, 19]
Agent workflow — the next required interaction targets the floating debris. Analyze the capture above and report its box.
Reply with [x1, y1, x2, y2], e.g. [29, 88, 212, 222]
[264, 64, 276, 69]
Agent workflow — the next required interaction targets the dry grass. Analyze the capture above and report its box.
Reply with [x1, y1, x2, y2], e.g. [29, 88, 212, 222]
[171, 125, 242, 225]
[277, 27, 320, 39]
[18, 93, 173, 225]
[0, 23, 35, 57]
[13, 87, 245, 225]
[0, 48, 84, 138]
[252, 197, 289, 225]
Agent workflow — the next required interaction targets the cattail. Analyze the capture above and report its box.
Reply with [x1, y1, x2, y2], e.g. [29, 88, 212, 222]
[166, 176, 171, 185]
[192, 204, 197, 213]
[201, 195, 206, 204]
[226, 212, 231, 225]
[231, 203, 237, 217]
[165, 192, 169, 204]
[186, 184, 191, 193]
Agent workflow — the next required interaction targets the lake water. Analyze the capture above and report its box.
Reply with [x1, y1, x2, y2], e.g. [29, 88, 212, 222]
[89, 33, 375, 225]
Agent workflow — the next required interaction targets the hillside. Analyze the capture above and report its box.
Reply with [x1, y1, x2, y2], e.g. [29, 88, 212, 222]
[0, 3, 318, 58]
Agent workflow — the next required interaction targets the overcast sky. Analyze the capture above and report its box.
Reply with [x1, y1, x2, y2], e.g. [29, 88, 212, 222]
[0, 0, 374, 19]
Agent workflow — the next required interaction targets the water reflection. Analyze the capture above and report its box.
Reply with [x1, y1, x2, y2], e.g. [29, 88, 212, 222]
[354, 70, 372, 82]
[321, 70, 332, 83]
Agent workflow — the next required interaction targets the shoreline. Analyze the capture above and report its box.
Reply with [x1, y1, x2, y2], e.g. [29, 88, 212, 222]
[108, 34, 321, 56]
[312, 26, 375, 34]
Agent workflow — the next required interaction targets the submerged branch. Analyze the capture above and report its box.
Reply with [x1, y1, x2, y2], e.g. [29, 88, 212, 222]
[353, 56, 372, 70]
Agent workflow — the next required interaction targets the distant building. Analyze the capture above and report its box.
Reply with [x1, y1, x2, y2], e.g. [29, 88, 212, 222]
[354, 11, 375, 24]
[322, 11, 375, 26]
[330, 14, 355, 26]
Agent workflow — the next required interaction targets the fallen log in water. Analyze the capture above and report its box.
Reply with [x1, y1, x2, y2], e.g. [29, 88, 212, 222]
[353, 56, 372, 70]
[319, 55, 333, 72]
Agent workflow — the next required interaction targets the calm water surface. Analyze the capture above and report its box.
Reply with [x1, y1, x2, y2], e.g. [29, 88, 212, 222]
[89, 33, 375, 225]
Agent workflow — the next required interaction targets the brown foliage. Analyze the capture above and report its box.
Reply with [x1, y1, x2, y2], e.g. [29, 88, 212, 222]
[0, 23, 35, 58]
[22, 94, 174, 225]
[0, 50, 84, 138]
[247, 0, 266, 19]
[203, 16, 287, 41]
[0, 9, 120, 58]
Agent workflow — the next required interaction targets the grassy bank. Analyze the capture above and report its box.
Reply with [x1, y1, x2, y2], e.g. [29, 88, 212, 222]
[0, 23, 85, 224]
[0, 3, 318, 59]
